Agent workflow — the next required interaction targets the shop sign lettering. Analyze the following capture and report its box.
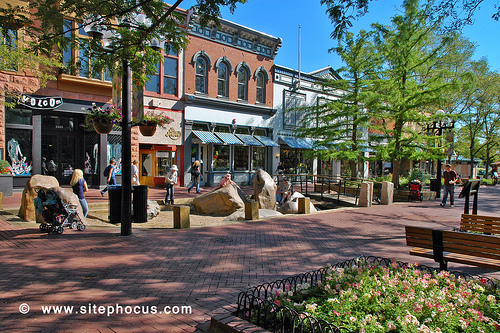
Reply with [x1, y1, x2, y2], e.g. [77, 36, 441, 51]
[18, 94, 63, 110]
[166, 127, 181, 140]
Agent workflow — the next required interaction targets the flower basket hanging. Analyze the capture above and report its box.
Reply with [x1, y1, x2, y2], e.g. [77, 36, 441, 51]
[83, 103, 122, 134]
[139, 123, 157, 136]
[93, 119, 114, 134]
[135, 111, 174, 137]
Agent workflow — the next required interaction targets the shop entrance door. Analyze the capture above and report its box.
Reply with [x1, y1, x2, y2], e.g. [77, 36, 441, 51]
[140, 150, 155, 187]
[42, 134, 80, 185]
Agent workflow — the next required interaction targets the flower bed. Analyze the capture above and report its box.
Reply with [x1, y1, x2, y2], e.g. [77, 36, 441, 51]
[237, 256, 500, 333]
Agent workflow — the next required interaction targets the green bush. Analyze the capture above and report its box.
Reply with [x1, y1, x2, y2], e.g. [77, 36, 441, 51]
[0, 160, 12, 174]
[408, 168, 430, 183]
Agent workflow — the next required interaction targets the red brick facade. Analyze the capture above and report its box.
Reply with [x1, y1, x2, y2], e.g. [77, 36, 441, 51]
[184, 34, 274, 107]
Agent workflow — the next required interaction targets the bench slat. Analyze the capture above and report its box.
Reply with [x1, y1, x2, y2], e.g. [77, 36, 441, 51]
[461, 214, 500, 236]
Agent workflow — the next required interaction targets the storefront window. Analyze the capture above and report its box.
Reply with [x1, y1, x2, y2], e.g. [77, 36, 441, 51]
[252, 147, 265, 170]
[108, 134, 122, 175]
[156, 151, 175, 177]
[6, 129, 32, 176]
[6, 108, 32, 125]
[234, 146, 249, 171]
[213, 145, 230, 171]
[84, 132, 99, 175]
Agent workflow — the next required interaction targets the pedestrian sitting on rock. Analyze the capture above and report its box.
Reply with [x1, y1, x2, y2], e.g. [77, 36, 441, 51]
[218, 173, 234, 188]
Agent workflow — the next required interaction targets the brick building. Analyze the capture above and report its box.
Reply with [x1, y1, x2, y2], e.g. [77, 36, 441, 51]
[182, 15, 282, 186]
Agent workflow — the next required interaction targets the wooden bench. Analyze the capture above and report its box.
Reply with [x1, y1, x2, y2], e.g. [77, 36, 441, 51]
[460, 214, 500, 236]
[405, 226, 500, 270]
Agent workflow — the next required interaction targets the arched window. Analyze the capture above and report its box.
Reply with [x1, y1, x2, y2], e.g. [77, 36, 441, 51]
[217, 62, 228, 97]
[195, 57, 207, 94]
[256, 72, 265, 103]
[237, 67, 248, 101]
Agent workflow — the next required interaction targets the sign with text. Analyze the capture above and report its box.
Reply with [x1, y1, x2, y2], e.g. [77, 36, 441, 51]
[18, 94, 63, 110]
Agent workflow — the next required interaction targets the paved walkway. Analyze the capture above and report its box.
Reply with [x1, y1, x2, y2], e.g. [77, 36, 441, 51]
[0, 185, 499, 332]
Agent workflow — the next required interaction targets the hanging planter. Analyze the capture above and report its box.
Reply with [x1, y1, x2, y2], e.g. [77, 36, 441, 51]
[83, 103, 122, 134]
[93, 119, 114, 134]
[139, 123, 157, 136]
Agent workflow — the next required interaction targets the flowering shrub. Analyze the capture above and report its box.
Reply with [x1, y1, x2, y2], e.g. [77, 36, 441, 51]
[270, 259, 500, 332]
[140, 111, 174, 128]
[83, 103, 122, 125]
[0, 160, 12, 174]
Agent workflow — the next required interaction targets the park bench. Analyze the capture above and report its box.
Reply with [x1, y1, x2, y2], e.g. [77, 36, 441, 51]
[405, 225, 500, 270]
[460, 214, 500, 236]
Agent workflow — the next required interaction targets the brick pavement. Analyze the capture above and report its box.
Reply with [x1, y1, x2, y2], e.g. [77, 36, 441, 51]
[0, 185, 499, 332]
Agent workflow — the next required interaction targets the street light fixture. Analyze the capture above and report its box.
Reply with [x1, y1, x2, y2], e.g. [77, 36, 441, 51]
[427, 109, 455, 199]
[84, 13, 149, 236]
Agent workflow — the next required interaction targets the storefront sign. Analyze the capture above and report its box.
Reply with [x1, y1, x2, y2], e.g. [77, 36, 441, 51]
[166, 127, 181, 140]
[18, 94, 63, 110]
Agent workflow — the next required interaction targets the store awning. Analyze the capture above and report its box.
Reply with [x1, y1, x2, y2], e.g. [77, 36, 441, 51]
[279, 136, 313, 149]
[303, 138, 327, 150]
[254, 136, 280, 147]
[191, 130, 222, 144]
[214, 132, 243, 145]
[235, 134, 263, 146]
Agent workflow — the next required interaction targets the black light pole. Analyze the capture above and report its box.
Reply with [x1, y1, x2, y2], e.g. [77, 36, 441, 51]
[121, 59, 132, 236]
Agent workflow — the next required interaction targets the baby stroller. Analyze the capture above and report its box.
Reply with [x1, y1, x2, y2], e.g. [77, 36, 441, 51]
[408, 180, 423, 202]
[35, 188, 86, 234]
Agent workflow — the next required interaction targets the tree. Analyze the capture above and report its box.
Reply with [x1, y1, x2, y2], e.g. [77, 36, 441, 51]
[320, 0, 500, 40]
[294, 30, 377, 178]
[366, 0, 458, 187]
[0, 3, 62, 108]
[26, 0, 247, 82]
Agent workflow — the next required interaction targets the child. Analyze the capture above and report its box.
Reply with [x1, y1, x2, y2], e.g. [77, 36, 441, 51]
[165, 165, 178, 204]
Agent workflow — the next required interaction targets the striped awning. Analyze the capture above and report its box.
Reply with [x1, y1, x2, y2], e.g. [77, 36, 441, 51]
[214, 132, 243, 145]
[303, 138, 327, 150]
[235, 134, 263, 146]
[279, 136, 313, 149]
[254, 135, 279, 147]
[192, 130, 222, 144]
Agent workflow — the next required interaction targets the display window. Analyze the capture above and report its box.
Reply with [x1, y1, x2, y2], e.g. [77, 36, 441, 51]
[234, 146, 249, 171]
[213, 145, 230, 171]
[252, 147, 265, 170]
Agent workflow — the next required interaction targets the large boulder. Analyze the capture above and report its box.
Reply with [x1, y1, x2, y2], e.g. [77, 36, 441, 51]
[224, 209, 283, 222]
[147, 200, 160, 219]
[18, 175, 59, 222]
[253, 169, 277, 210]
[278, 192, 317, 214]
[193, 183, 247, 215]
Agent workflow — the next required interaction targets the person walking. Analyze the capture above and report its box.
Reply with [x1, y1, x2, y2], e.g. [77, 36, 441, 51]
[70, 169, 89, 218]
[165, 164, 178, 204]
[188, 160, 203, 194]
[440, 163, 459, 207]
[100, 158, 116, 197]
[131, 159, 140, 186]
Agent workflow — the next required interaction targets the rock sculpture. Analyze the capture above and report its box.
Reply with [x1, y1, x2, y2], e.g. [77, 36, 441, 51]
[193, 183, 247, 215]
[278, 192, 317, 214]
[18, 175, 59, 222]
[147, 200, 160, 219]
[253, 169, 277, 210]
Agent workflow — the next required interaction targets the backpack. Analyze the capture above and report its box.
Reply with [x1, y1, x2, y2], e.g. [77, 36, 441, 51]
[191, 166, 200, 176]
[103, 165, 112, 177]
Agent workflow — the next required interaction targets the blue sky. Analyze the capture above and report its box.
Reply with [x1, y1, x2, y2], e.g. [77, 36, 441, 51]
[180, 0, 500, 72]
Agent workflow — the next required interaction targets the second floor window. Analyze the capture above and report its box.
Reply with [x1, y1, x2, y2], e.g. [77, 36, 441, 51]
[145, 44, 179, 96]
[237, 67, 248, 101]
[256, 72, 265, 103]
[196, 57, 207, 94]
[217, 62, 228, 97]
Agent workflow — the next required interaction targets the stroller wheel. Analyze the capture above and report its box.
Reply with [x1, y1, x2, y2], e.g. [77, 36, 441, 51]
[57, 226, 64, 234]
[39, 224, 45, 231]
[77, 224, 86, 231]
[70, 221, 78, 229]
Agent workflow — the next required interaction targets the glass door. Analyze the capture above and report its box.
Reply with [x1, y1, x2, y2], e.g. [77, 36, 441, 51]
[140, 150, 155, 186]
[42, 134, 78, 185]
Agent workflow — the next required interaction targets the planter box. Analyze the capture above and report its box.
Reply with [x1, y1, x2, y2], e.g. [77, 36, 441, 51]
[0, 174, 13, 196]
[394, 189, 436, 201]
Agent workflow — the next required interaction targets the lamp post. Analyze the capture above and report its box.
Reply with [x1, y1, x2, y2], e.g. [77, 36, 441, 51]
[428, 109, 455, 199]
[84, 15, 146, 236]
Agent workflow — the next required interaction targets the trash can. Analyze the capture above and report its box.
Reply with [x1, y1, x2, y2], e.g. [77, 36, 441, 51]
[132, 185, 148, 223]
[108, 185, 122, 224]
[430, 178, 439, 192]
